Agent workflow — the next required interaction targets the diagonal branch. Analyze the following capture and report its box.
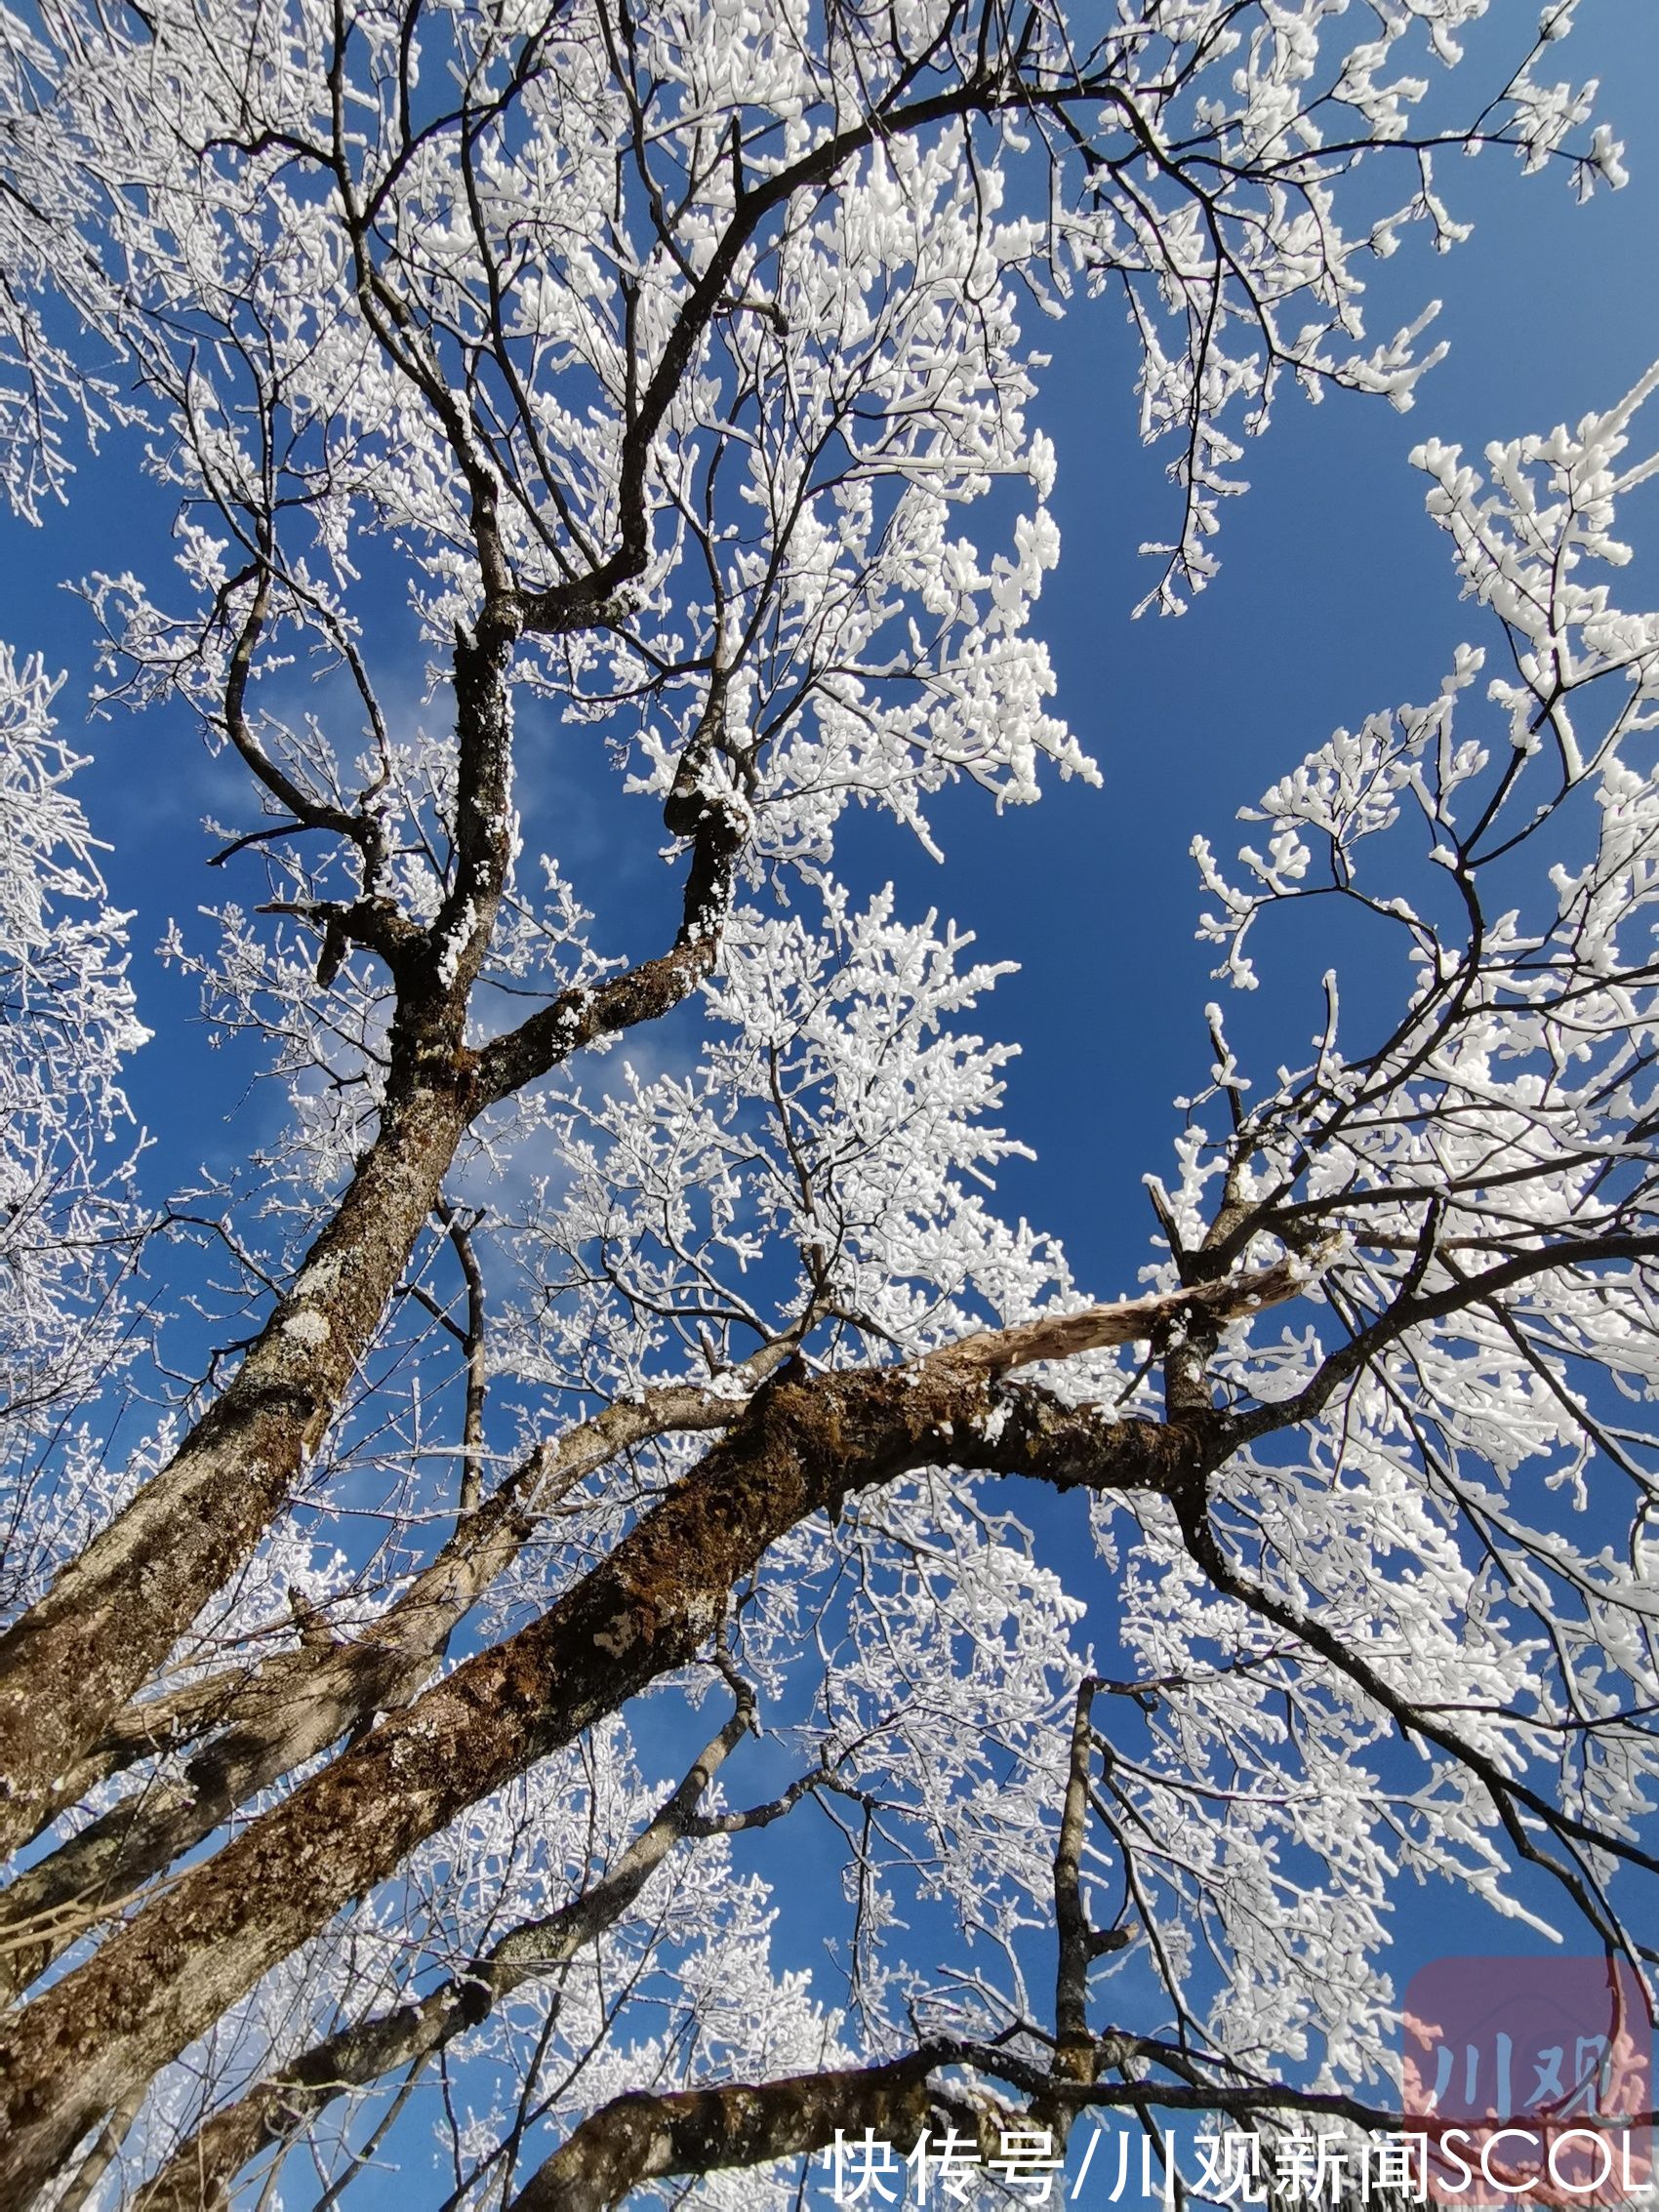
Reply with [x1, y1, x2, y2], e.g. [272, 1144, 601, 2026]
[943, 1247, 1332, 1378]
[131, 1686, 759, 2212]
[1171, 1493, 1659, 1954]
[0, 1355, 791, 1997]
[475, 795, 746, 1105]
[505, 2049, 951, 2212]
[0, 1307, 1234, 2196]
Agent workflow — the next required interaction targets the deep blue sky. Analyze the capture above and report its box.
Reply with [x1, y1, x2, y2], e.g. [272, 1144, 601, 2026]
[729, 0, 1659, 2086]
[885, 0, 1659, 1310]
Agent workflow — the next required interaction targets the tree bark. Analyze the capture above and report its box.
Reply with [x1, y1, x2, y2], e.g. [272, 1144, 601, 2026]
[131, 1693, 755, 2212]
[0, 1070, 476, 1859]
[0, 824, 738, 1863]
[504, 2055, 948, 2212]
[0, 1352, 1217, 2200]
[0, 1374, 754, 1999]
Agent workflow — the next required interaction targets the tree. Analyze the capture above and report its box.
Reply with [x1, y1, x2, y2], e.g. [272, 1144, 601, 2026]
[0, 644, 148, 1615]
[0, 0, 1654, 2204]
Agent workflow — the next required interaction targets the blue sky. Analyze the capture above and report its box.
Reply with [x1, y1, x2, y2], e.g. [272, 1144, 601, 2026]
[877, 0, 1659, 1311]
[735, 0, 1659, 2111]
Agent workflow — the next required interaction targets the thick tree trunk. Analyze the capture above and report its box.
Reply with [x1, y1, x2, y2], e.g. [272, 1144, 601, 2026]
[0, 614, 529, 1858]
[0, 838, 741, 1865]
[0, 1069, 476, 1859]
[0, 1375, 747, 1999]
[0, 1364, 1210, 2201]
[131, 1694, 754, 2212]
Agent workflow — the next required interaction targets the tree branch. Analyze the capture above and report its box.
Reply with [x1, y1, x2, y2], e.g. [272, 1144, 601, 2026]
[0, 1360, 789, 1996]
[131, 1685, 758, 2212]
[506, 2051, 949, 2212]
[0, 1308, 1234, 2193]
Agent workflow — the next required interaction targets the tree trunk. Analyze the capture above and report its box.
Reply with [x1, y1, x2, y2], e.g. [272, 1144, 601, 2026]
[0, 1070, 476, 1859]
[0, 1366, 1207, 2201]
[0, 1376, 747, 1998]
[131, 1692, 754, 2211]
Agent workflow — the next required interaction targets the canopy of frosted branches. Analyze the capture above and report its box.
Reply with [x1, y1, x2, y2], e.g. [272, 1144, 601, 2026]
[0, 1, 1654, 2206]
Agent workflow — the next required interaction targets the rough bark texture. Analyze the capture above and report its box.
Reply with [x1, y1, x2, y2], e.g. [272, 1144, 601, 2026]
[505, 2055, 947, 2212]
[0, 618, 519, 1859]
[0, 813, 741, 1867]
[0, 1355, 1218, 2199]
[131, 1697, 754, 2212]
[0, 1071, 476, 1859]
[0, 1375, 753, 1998]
